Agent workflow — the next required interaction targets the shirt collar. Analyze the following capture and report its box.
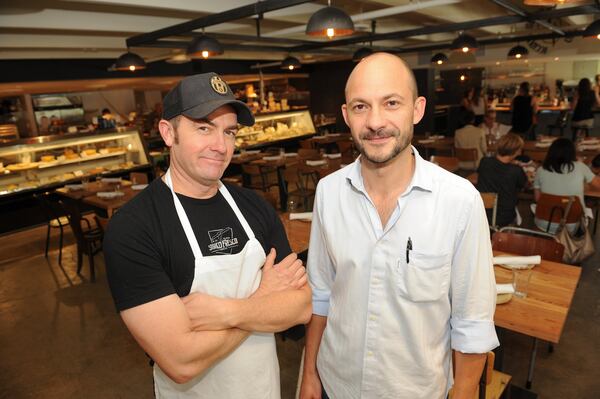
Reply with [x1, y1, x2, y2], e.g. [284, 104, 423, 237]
[346, 145, 433, 194]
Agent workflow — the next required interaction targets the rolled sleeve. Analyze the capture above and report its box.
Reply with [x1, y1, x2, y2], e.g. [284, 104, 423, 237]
[307, 183, 336, 317]
[451, 318, 499, 353]
[450, 190, 499, 353]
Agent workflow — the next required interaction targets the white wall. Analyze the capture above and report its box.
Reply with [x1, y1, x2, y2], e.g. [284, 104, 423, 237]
[79, 89, 136, 122]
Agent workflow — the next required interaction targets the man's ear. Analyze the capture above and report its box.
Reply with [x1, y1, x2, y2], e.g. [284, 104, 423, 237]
[158, 119, 175, 147]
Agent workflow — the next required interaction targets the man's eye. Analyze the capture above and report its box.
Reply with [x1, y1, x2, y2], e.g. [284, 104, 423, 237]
[386, 100, 399, 107]
[197, 126, 210, 133]
[225, 130, 237, 137]
[353, 104, 366, 112]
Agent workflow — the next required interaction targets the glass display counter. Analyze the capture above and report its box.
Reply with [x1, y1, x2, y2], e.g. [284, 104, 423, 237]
[235, 109, 316, 149]
[0, 129, 149, 197]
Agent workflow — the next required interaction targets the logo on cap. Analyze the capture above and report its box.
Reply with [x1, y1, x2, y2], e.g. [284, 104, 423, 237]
[210, 76, 228, 95]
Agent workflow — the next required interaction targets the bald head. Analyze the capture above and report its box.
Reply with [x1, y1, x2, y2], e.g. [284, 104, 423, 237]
[345, 53, 418, 102]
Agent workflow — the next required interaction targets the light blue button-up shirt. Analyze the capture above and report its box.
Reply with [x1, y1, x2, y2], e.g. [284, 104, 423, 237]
[307, 147, 499, 399]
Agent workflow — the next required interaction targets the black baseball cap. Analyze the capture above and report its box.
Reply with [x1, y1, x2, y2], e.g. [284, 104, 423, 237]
[162, 72, 255, 126]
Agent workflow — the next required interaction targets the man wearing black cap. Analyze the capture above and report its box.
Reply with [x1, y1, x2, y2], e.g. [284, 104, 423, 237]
[104, 73, 311, 398]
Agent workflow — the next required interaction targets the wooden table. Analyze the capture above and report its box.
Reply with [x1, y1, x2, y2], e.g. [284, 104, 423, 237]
[279, 213, 311, 254]
[493, 251, 581, 389]
[412, 135, 454, 158]
[57, 180, 139, 217]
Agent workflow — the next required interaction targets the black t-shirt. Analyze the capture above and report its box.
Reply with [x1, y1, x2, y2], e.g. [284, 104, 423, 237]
[476, 157, 527, 227]
[573, 91, 595, 122]
[511, 95, 533, 133]
[104, 179, 291, 312]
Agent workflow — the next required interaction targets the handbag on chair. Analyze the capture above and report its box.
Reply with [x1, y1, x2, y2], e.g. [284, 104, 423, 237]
[555, 198, 595, 264]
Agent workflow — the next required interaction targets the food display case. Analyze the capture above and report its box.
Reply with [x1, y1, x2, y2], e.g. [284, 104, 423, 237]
[235, 109, 316, 149]
[0, 129, 150, 197]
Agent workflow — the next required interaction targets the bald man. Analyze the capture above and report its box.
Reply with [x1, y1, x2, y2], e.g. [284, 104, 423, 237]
[300, 53, 499, 399]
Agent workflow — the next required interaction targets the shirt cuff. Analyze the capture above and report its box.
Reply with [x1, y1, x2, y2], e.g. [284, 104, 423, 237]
[311, 298, 329, 317]
[450, 317, 499, 354]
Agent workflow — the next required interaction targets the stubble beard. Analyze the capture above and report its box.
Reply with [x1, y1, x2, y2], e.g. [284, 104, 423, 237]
[355, 129, 412, 164]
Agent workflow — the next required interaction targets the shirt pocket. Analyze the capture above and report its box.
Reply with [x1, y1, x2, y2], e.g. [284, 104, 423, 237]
[397, 251, 451, 302]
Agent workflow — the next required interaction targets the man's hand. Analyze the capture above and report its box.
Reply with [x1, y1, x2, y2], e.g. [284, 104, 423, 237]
[299, 369, 322, 399]
[253, 248, 306, 297]
[182, 292, 235, 331]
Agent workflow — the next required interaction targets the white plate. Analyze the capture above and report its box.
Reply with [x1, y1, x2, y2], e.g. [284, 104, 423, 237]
[65, 184, 84, 191]
[284, 152, 298, 157]
[131, 184, 148, 190]
[100, 177, 122, 183]
[97, 191, 125, 199]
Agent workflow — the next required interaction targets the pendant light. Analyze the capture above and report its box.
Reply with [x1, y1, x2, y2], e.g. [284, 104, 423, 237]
[114, 51, 146, 71]
[352, 47, 373, 62]
[281, 56, 301, 70]
[430, 53, 449, 65]
[507, 45, 529, 60]
[450, 33, 478, 53]
[187, 31, 224, 59]
[583, 20, 600, 40]
[306, 0, 354, 39]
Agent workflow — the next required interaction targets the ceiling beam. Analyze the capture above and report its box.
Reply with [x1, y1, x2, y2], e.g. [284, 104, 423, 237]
[289, 5, 598, 52]
[392, 30, 581, 54]
[489, 0, 564, 36]
[127, 0, 311, 47]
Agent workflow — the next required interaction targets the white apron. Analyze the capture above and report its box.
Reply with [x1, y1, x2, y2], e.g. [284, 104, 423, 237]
[154, 169, 280, 399]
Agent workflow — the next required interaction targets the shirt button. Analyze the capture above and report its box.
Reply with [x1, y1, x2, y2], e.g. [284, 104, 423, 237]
[370, 315, 377, 321]
[368, 351, 373, 356]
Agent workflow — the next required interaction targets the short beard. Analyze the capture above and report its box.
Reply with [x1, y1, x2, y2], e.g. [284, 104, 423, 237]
[355, 129, 412, 164]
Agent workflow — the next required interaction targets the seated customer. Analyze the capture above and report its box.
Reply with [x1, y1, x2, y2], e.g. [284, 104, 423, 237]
[533, 138, 600, 234]
[476, 133, 528, 227]
[455, 109, 487, 168]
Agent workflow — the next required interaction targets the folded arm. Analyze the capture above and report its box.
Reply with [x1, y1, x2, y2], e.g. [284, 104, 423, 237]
[183, 249, 312, 333]
[121, 294, 249, 384]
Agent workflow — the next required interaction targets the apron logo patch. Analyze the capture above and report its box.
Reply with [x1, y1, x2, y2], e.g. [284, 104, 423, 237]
[208, 227, 239, 254]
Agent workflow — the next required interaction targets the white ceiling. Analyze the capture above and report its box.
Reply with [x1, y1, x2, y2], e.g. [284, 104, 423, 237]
[0, 0, 597, 64]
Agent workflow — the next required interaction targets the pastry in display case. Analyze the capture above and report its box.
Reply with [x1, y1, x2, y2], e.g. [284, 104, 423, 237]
[235, 109, 315, 149]
[0, 129, 150, 196]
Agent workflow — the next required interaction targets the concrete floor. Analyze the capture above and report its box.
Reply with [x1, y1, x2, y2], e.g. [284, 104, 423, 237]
[0, 220, 598, 398]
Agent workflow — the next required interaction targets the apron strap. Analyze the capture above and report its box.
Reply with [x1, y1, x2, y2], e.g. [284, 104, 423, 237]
[219, 184, 256, 240]
[164, 169, 204, 258]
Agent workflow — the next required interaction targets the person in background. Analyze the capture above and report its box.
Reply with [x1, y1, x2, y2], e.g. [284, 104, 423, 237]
[471, 86, 487, 126]
[38, 116, 50, 134]
[99, 108, 117, 129]
[571, 78, 598, 140]
[533, 138, 600, 234]
[594, 75, 600, 102]
[511, 81, 538, 140]
[300, 52, 498, 399]
[591, 153, 600, 175]
[479, 110, 501, 138]
[454, 109, 487, 168]
[476, 133, 528, 228]
[460, 87, 474, 112]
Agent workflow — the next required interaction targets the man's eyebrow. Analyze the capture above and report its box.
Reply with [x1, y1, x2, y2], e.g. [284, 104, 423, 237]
[194, 118, 215, 127]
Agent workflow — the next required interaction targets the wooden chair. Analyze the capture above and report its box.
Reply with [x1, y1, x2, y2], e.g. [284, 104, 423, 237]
[241, 164, 278, 192]
[492, 227, 565, 262]
[454, 147, 479, 171]
[129, 172, 148, 184]
[336, 139, 355, 161]
[299, 139, 314, 149]
[431, 155, 459, 173]
[284, 164, 317, 211]
[297, 148, 321, 160]
[448, 351, 511, 399]
[34, 192, 69, 265]
[534, 193, 583, 234]
[59, 200, 104, 282]
[480, 192, 498, 232]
